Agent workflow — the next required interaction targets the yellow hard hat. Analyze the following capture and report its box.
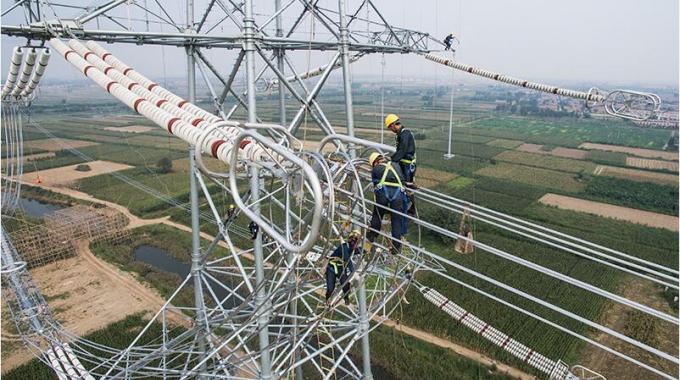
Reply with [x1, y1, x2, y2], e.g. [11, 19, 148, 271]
[384, 114, 400, 128]
[349, 229, 361, 240]
[368, 152, 382, 166]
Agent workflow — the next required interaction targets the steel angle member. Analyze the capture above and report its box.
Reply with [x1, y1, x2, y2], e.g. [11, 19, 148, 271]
[318, 134, 394, 156]
[243, 122, 299, 149]
[229, 130, 323, 254]
[0, 260, 27, 275]
[569, 365, 607, 380]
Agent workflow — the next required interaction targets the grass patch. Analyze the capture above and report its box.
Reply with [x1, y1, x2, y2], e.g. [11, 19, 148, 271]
[446, 176, 475, 190]
[366, 325, 516, 380]
[585, 150, 628, 166]
[43, 291, 71, 302]
[475, 163, 586, 192]
[76, 167, 192, 217]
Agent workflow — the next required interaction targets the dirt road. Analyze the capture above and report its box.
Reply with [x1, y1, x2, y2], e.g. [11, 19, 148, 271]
[579, 143, 678, 161]
[539, 193, 678, 231]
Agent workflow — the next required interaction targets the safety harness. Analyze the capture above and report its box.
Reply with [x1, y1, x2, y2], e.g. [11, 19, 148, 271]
[328, 257, 344, 275]
[399, 156, 417, 165]
[327, 241, 357, 275]
[376, 162, 405, 202]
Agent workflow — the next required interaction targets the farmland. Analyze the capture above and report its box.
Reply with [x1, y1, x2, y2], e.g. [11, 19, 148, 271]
[3, 80, 678, 379]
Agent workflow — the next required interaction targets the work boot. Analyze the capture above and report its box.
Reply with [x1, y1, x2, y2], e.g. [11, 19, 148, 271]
[405, 182, 419, 190]
[344, 296, 351, 306]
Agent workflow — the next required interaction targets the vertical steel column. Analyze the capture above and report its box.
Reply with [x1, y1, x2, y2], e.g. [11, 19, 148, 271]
[275, 0, 286, 126]
[245, 1, 270, 378]
[275, 2, 300, 379]
[251, 165, 272, 379]
[244, 0, 257, 124]
[338, 0, 356, 156]
[186, 0, 207, 377]
[339, 1, 372, 379]
[380, 53, 385, 145]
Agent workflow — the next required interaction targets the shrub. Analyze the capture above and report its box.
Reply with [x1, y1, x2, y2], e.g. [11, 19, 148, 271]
[156, 157, 173, 174]
[75, 164, 91, 172]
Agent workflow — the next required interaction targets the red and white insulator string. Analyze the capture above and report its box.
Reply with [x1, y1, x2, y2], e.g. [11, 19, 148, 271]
[424, 53, 606, 103]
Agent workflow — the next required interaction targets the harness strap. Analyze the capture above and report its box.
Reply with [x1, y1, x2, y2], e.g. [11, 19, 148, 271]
[399, 155, 417, 164]
[378, 162, 403, 188]
[328, 257, 344, 275]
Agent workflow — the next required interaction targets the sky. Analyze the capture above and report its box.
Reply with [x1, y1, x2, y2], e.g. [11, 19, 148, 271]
[1, 0, 678, 88]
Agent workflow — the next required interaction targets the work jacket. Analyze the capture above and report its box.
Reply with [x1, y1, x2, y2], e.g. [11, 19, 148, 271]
[391, 128, 416, 165]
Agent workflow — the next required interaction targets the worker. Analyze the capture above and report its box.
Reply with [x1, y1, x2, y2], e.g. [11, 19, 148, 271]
[444, 33, 456, 51]
[366, 152, 409, 256]
[226, 204, 237, 223]
[325, 229, 362, 305]
[384, 114, 417, 188]
[249, 221, 259, 240]
[385, 113, 418, 216]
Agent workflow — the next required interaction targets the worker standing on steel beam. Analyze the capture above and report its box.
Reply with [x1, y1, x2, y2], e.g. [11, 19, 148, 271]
[325, 229, 362, 305]
[366, 152, 409, 256]
[444, 33, 456, 52]
[385, 114, 418, 215]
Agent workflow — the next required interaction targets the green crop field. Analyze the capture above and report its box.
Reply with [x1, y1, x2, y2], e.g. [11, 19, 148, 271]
[456, 117, 674, 149]
[475, 163, 587, 192]
[494, 150, 597, 174]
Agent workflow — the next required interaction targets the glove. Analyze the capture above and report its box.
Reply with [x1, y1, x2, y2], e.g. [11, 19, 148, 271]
[363, 240, 374, 254]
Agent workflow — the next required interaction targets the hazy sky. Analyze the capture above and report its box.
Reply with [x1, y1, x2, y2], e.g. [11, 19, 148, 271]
[1, 0, 678, 88]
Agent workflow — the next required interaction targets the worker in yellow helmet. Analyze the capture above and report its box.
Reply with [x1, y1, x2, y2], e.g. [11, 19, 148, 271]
[325, 229, 362, 305]
[366, 152, 409, 256]
[385, 113, 417, 215]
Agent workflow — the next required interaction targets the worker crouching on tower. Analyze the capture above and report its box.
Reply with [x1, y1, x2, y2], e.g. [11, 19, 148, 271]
[326, 229, 363, 305]
[366, 152, 409, 256]
[385, 113, 418, 215]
